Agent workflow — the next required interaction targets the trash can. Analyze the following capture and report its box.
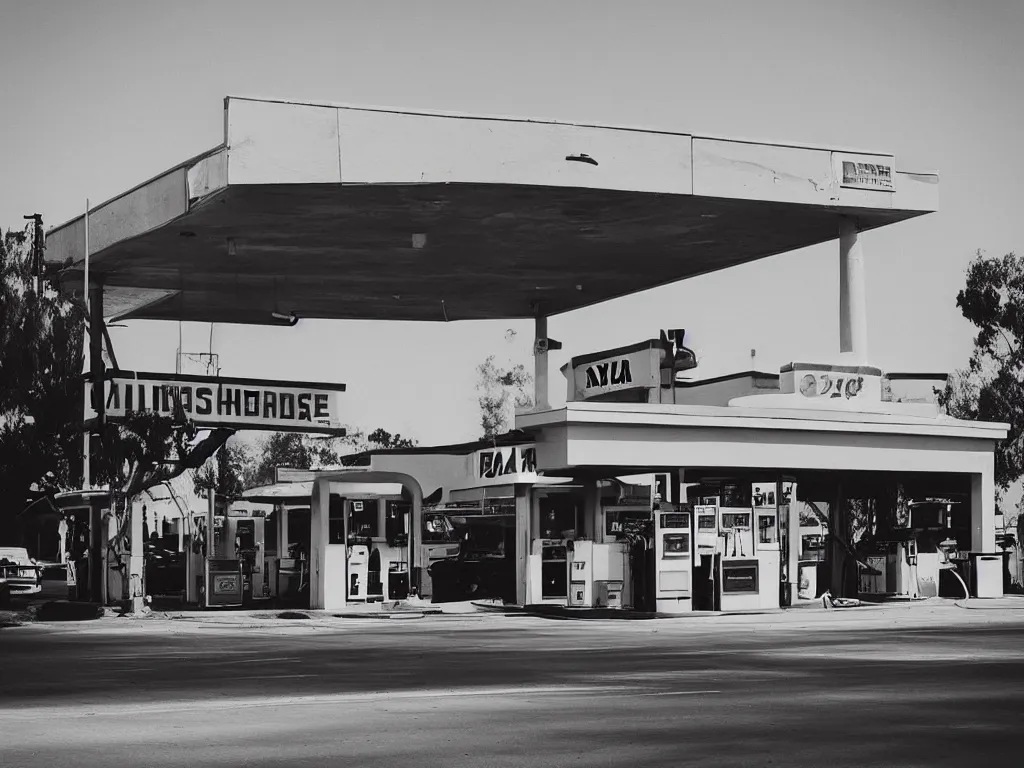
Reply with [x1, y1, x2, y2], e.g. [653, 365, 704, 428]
[970, 553, 1004, 598]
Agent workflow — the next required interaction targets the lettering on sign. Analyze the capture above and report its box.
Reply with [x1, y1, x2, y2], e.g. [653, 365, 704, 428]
[569, 343, 659, 401]
[834, 152, 895, 192]
[87, 372, 346, 433]
[585, 359, 632, 390]
[468, 444, 536, 487]
[799, 373, 865, 400]
[475, 445, 538, 483]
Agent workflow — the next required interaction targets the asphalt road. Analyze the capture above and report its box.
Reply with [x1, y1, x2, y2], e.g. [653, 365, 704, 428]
[2, 611, 1024, 767]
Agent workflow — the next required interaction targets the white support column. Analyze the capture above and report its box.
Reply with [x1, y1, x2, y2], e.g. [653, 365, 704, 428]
[410, 492, 421, 595]
[583, 478, 600, 540]
[534, 314, 550, 411]
[309, 478, 330, 610]
[128, 497, 145, 613]
[787, 481, 801, 603]
[279, 504, 289, 556]
[839, 216, 869, 363]
[971, 464, 997, 553]
[204, 489, 215, 607]
[515, 485, 532, 607]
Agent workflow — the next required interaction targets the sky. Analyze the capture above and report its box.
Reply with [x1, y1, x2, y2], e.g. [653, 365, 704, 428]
[2, 0, 1023, 449]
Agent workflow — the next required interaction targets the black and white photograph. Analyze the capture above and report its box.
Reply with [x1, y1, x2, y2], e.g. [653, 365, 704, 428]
[1, 1, 1023, 766]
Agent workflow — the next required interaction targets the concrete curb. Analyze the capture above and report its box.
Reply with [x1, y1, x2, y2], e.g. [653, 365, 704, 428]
[954, 597, 1024, 610]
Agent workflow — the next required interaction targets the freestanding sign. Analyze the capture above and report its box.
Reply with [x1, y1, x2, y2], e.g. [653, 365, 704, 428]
[86, 371, 347, 434]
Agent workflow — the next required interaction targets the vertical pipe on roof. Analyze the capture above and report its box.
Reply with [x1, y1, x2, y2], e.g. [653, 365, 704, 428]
[534, 314, 550, 411]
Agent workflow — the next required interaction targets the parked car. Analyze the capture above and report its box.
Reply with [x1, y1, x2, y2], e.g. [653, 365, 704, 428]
[0, 547, 43, 598]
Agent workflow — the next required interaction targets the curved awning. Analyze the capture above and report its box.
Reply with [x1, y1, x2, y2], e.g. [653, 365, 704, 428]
[243, 480, 406, 503]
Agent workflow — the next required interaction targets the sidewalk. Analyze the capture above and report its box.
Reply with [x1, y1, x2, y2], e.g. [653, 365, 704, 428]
[124, 596, 494, 625]
[7, 594, 1024, 632]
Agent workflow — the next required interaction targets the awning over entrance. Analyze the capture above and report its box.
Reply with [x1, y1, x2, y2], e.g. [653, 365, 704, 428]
[516, 400, 1008, 552]
[43, 96, 937, 325]
[517, 401, 1007, 476]
[243, 481, 405, 503]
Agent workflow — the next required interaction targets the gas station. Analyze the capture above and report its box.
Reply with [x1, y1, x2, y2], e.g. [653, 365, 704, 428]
[42, 95, 1009, 614]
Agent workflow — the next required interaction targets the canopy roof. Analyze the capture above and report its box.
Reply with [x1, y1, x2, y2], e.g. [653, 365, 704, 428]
[45, 96, 939, 325]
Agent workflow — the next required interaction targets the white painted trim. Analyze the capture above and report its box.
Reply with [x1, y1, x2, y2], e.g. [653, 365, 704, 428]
[516, 402, 1008, 441]
[224, 95, 898, 158]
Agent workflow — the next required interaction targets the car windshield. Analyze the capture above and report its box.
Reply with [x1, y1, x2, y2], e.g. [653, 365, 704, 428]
[0, 548, 30, 563]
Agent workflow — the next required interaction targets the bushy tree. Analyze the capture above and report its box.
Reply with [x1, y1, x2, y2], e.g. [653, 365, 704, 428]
[366, 428, 417, 450]
[940, 250, 1024, 495]
[192, 440, 248, 500]
[476, 353, 533, 439]
[242, 427, 414, 488]
[0, 225, 86, 541]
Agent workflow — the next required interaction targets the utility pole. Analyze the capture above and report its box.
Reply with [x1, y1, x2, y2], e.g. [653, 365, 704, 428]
[22, 214, 44, 294]
[83, 199, 91, 489]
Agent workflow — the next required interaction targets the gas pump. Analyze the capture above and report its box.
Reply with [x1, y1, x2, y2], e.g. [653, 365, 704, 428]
[224, 508, 268, 604]
[654, 502, 693, 613]
[753, 489, 781, 610]
[597, 505, 646, 609]
[719, 499, 759, 611]
[693, 501, 719, 611]
[382, 499, 411, 600]
[535, 538, 569, 601]
[567, 539, 593, 607]
[529, 494, 579, 604]
[347, 543, 370, 600]
[345, 495, 411, 603]
[859, 534, 920, 599]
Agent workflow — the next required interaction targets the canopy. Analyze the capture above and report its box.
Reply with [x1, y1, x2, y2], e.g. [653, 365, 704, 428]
[44, 96, 938, 325]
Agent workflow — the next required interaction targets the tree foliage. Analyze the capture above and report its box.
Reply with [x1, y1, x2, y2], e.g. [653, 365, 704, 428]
[0, 225, 86, 539]
[1, 221, 234, 555]
[192, 440, 248, 500]
[366, 428, 417, 451]
[239, 427, 417, 489]
[940, 250, 1024, 492]
[476, 353, 533, 439]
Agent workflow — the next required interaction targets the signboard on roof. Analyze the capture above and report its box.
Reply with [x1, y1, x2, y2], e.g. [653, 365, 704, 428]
[85, 371, 347, 434]
[471, 444, 539, 487]
[833, 152, 895, 192]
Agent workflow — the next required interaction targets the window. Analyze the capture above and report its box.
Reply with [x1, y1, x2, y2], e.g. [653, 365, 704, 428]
[328, 498, 345, 544]
[604, 508, 651, 538]
[758, 513, 778, 545]
[662, 532, 690, 557]
[721, 512, 751, 530]
[385, 501, 409, 544]
[721, 483, 749, 508]
[422, 512, 455, 543]
[660, 512, 689, 529]
[540, 497, 579, 539]
[349, 499, 379, 540]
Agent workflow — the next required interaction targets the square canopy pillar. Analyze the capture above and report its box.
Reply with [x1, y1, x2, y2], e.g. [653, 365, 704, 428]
[970, 463, 997, 553]
[309, 477, 330, 610]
